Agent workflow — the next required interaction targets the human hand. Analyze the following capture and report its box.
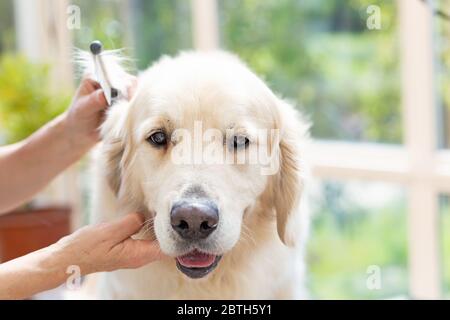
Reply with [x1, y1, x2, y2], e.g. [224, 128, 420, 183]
[62, 75, 137, 151]
[53, 213, 163, 275]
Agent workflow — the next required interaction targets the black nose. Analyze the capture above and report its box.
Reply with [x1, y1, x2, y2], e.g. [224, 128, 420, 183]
[170, 200, 219, 240]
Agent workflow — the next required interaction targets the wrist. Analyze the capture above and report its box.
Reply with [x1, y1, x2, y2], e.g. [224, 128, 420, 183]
[58, 113, 96, 156]
[36, 243, 73, 286]
[49, 236, 95, 277]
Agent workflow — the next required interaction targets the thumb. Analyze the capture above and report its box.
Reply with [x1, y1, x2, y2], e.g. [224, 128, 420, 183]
[76, 89, 108, 112]
[107, 213, 146, 242]
[89, 89, 108, 111]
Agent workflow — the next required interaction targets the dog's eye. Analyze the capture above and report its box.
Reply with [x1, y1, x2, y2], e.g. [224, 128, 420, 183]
[147, 131, 167, 147]
[233, 135, 250, 150]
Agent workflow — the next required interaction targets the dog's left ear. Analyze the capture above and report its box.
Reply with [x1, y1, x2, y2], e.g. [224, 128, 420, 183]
[269, 99, 308, 247]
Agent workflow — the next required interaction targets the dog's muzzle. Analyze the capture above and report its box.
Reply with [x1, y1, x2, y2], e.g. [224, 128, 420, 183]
[170, 199, 221, 278]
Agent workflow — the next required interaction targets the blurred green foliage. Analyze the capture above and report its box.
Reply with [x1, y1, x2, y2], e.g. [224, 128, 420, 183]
[128, 0, 192, 70]
[0, 55, 70, 143]
[441, 195, 450, 297]
[220, 0, 401, 143]
[0, 0, 15, 53]
[437, 0, 450, 148]
[307, 181, 408, 299]
[72, 0, 127, 50]
[71, 0, 191, 70]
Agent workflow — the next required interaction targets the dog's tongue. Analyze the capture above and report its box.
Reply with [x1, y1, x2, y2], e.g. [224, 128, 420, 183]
[177, 250, 216, 268]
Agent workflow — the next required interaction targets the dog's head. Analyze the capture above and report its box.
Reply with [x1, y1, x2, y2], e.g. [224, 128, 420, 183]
[100, 51, 308, 279]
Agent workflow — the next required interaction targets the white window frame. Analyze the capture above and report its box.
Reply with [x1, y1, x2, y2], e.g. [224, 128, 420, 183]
[15, 0, 448, 299]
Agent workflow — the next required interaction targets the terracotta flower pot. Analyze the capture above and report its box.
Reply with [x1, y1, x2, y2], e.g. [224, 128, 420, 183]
[0, 207, 71, 262]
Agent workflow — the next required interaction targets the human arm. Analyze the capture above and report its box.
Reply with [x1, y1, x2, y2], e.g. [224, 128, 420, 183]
[0, 213, 161, 300]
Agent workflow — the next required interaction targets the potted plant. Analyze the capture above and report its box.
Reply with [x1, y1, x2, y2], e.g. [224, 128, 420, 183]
[0, 54, 72, 262]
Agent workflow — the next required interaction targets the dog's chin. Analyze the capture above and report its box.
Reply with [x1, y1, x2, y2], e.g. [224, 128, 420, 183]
[175, 250, 222, 279]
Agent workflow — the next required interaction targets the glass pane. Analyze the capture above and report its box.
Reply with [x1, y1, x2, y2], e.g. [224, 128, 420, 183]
[436, 1, 450, 148]
[128, 0, 192, 70]
[71, 0, 192, 70]
[71, 0, 129, 50]
[219, 0, 401, 143]
[0, 0, 15, 53]
[441, 194, 450, 298]
[307, 179, 408, 299]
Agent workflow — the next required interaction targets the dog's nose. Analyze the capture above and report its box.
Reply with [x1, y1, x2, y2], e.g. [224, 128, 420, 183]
[170, 200, 219, 240]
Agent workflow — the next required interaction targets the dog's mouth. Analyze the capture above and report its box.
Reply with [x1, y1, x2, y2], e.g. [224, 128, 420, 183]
[175, 250, 222, 279]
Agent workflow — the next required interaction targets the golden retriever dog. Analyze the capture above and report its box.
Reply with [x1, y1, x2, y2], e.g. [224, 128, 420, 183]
[88, 50, 310, 299]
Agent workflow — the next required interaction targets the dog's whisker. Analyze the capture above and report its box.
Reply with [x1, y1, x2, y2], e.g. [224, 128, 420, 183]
[240, 231, 254, 248]
[215, 238, 226, 255]
[240, 224, 257, 247]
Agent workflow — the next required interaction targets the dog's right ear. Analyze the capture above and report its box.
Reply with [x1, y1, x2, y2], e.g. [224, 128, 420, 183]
[100, 101, 133, 196]
[75, 47, 137, 196]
